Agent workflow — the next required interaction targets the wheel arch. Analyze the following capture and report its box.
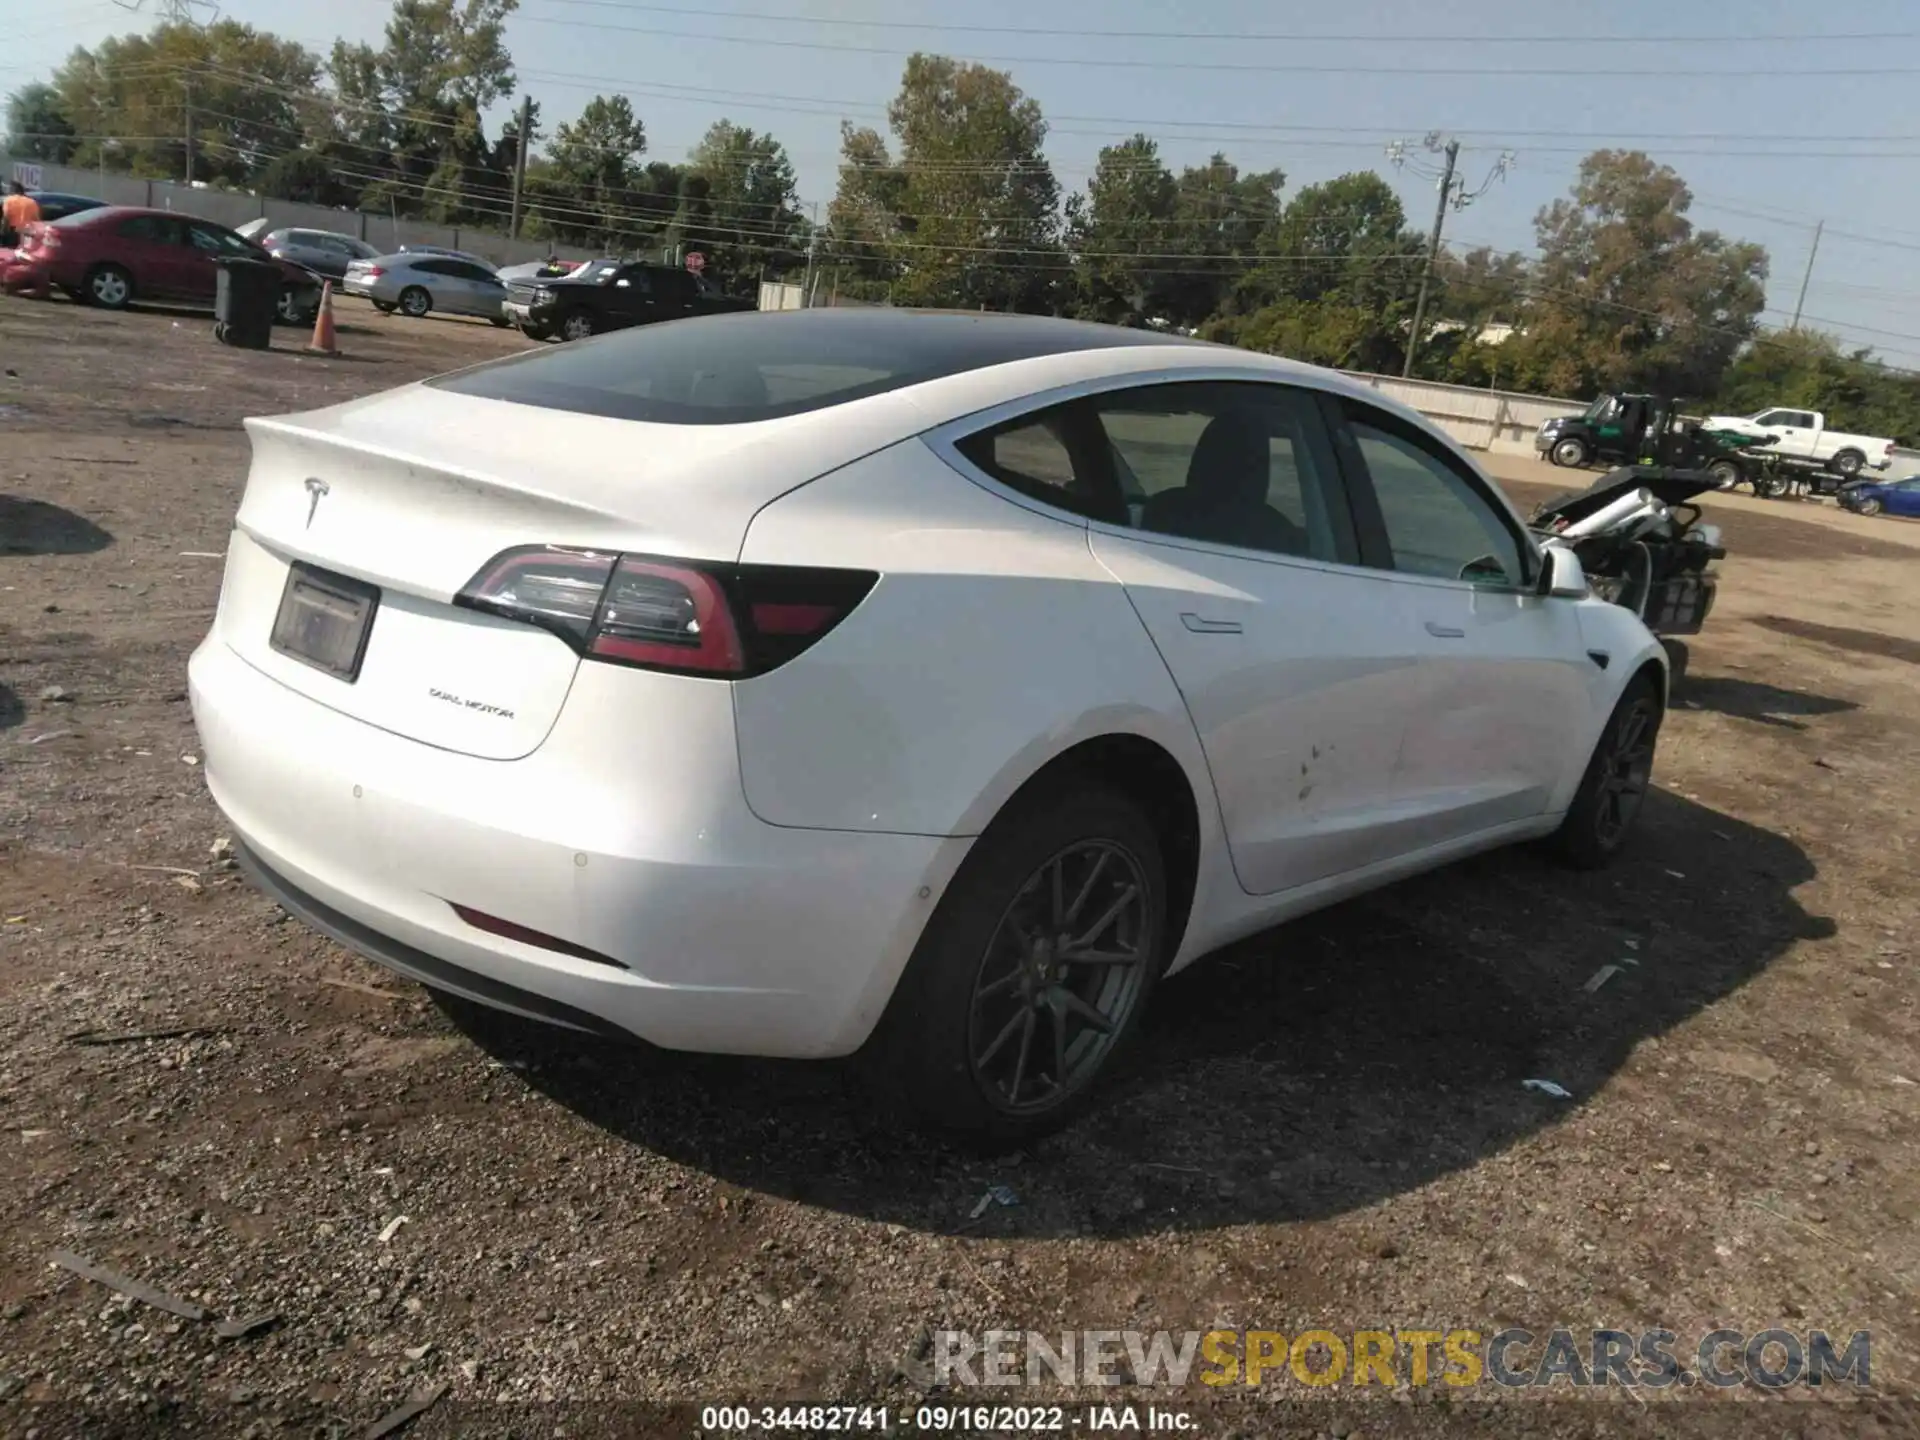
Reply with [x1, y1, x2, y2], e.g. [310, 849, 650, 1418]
[977, 731, 1206, 969]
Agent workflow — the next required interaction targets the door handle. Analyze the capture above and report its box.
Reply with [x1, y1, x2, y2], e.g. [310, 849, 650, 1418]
[1180, 613, 1243, 634]
[1424, 621, 1467, 638]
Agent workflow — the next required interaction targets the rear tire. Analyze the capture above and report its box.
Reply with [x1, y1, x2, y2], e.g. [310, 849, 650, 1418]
[1833, 449, 1865, 478]
[1755, 473, 1792, 499]
[1548, 674, 1663, 870]
[398, 286, 431, 318]
[871, 785, 1168, 1147]
[83, 264, 133, 309]
[1706, 459, 1741, 490]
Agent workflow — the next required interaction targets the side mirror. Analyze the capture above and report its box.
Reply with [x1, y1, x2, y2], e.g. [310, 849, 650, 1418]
[1538, 545, 1588, 599]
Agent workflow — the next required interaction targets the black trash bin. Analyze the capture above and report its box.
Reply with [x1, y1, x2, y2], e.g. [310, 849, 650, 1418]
[213, 256, 281, 350]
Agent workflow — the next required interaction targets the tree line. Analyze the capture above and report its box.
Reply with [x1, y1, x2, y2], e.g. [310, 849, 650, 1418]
[8, 0, 1920, 438]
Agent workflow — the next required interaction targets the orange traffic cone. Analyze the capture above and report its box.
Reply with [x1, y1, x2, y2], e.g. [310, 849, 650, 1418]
[308, 282, 338, 355]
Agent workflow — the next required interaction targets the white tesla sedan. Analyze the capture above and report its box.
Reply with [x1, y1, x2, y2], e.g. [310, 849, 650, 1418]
[189, 310, 1667, 1142]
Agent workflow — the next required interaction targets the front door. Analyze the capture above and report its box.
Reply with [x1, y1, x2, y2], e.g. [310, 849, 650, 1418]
[607, 266, 657, 326]
[1074, 381, 1423, 896]
[1333, 399, 1593, 848]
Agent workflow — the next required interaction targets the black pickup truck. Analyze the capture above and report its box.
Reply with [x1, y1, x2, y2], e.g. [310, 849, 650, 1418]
[503, 260, 754, 341]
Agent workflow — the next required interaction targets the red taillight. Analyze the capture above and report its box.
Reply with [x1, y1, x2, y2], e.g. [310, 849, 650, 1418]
[590, 559, 743, 673]
[454, 547, 876, 679]
[361, 265, 384, 278]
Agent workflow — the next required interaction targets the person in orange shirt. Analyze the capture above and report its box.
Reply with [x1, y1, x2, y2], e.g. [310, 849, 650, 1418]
[2, 182, 41, 247]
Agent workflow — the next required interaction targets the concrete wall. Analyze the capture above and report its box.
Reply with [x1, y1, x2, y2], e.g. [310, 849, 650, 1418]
[1337, 371, 1582, 457]
[8, 156, 601, 267]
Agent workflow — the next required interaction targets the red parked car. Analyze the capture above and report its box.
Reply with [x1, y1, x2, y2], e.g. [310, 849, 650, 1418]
[21, 206, 323, 323]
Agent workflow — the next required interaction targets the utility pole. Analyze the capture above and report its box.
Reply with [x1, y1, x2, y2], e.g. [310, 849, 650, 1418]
[182, 77, 194, 186]
[509, 94, 532, 240]
[800, 200, 819, 308]
[1403, 137, 1458, 378]
[1791, 218, 1824, 331]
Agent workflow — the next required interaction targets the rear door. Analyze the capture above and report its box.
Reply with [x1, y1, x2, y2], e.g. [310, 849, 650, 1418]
[1331, 397, 1592, 847]
[1067, 379, 1423, 897]
[111, 214, 189, 297]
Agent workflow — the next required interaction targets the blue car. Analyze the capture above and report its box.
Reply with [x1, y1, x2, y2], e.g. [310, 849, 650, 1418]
[1844, 475, 1920, 518]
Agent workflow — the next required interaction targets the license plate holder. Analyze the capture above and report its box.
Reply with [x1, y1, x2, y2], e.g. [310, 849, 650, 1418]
[269, 563, 380, 681]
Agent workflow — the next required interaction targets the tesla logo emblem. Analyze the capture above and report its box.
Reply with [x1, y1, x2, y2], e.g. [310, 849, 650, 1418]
[303, 477, 329, 528]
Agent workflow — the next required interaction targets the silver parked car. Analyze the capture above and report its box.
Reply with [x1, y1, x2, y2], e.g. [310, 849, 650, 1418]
[342, 252, 510, 323]
[260, 227, 381, 282]
[397, 244, 496, 270]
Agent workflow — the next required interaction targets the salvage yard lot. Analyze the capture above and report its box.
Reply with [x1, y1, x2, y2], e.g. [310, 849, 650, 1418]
[2, 297, 1918, 1436]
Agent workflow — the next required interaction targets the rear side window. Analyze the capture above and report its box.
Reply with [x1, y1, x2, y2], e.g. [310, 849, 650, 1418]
[953, 408, 1112, 520]
[117, 216, 177, 242]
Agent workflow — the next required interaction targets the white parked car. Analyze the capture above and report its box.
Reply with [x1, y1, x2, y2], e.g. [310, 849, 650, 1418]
[188, 311, 1668, 1142]
[1702, 406, 1895, 477]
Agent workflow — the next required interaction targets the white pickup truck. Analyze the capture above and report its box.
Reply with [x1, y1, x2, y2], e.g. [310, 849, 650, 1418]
[1701, 406, 1896, 477]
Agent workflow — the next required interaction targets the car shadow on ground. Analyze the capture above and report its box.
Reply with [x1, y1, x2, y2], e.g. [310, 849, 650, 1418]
[0, 683, 22, 730]
[442, 788, 1830, 1239]
[0, 495, 113, 556]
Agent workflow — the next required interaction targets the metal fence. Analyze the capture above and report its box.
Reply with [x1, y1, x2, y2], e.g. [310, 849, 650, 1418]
[7, 156, 601, 268]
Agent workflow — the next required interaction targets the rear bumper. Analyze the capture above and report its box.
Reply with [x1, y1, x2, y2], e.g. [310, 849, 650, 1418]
[189, 635, 972, 1057]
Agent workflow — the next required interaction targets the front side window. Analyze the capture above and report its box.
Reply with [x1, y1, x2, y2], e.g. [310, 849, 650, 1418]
[1343, 405, 1529, 587]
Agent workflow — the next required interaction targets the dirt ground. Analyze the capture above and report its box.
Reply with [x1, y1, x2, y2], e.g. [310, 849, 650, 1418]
[2, 296, 1917, 1439]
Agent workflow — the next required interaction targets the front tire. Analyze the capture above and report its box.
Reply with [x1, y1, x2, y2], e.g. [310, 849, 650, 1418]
[1548, 675, 1663, 870]
[398, 286, 431, 318]
[873, 785, 1168, 1146]
[558, 310, 596, 342]
[1551, 436, 1590, 468]
[1854, 495, 1884, 516]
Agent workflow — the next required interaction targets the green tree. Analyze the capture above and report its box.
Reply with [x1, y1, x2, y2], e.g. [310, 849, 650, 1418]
[1155, 154, 1283, 328]
[324, 0, 519, 220]
[1500, 149, 1768, 398]
[686, 119, 806, 291]
[543, 93, 646, 244]
[1065, 135, 1179, 325]
[829, 54, 1062, 312]
[5, 83, 78, 164]
[54, 22, 321, 185]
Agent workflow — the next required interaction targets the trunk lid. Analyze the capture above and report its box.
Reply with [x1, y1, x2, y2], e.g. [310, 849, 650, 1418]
[217, 382, 920, 759]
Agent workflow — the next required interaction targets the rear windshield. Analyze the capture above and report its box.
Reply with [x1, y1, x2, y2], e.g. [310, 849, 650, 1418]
[427, 309, 1203, 425]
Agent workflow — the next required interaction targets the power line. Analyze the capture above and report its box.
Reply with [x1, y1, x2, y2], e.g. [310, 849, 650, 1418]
[532, 1, 1920, 45]
[505, 15, 1920, 77]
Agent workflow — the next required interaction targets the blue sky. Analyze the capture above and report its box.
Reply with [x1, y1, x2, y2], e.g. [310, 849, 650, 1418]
[8, 0, 1920, 363]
